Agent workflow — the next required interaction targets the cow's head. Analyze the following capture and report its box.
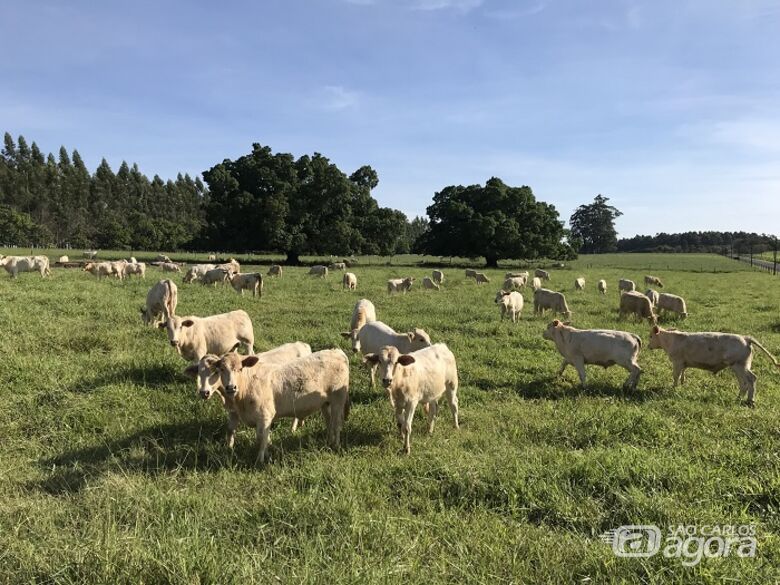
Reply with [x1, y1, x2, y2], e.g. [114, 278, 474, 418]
[648, 325, 663, 349]
[183, 354, 222, 399]
[363, 346, 416, 389]
[161, 316, 195, 350]
[495, 290, 511, 303]
[408, 328, 432, 350]
[542, 319, 564, 341]
[216, 352, 259, 397]
[340, 329, 360, 352]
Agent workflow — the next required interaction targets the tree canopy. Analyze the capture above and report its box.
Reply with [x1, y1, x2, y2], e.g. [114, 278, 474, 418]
[200, 144, 409, 263]
[415, 177, 570, 267]
[569, 194, 622, 254]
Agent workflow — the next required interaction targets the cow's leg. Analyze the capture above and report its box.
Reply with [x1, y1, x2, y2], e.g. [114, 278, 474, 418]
[401, 400, 417, 455]
[445, 387, 459, 429]
[255, 419, 272, 465]
[672, 362, 685, 387]
[226, 411, 239, 449]
[556, 360, 569, 378]
[572, 358, 587, 388]
[369, 363, 378, 388]
[328, 395, 345, 450]
[426, 400, 438, 435]
[625, 362, 642, 390]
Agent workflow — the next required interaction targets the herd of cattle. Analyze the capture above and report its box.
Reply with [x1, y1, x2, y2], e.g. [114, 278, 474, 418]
[2, 252, 779, 461]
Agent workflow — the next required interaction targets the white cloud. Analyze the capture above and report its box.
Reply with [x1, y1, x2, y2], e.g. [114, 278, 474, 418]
[485, 0, 549, 19]
[320, 85, 360, 110]
[408, 0, 484, 12]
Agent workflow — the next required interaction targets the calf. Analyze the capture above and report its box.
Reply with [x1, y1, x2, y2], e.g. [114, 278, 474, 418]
[619, 291, 657, 324]
[195, 349, 350, 463]
[574, 277, 585, 291]
[341, 320, 432, 387]
[495, 290, 523, 323]
[217, 259, 240, 275]
[267, 264, 283, 278]
[598, 279, 607, 295]
[350, 299, 377, 332]
[474, 272, 490, 285]
[432, 270, 444, 285]
[657, 293, 688, 319]
[649, 326, 780, 405]
[618, 278, 635, 293]
[532, 276, 543, 291]
[342, 272, 357, 290]
[160, 262, 181, 273]
[184, 264, 216, 284]
[201, 268, 230, 287]
[140, 279, 178, 326]
[124, 262, 146, 279]
[644, 275, 664, 288]
[83, 261, 113, 279]
[502, 276, 526, 291]
[363, 344, 458, 455]
[543, 320, 642, 389]
[0, 255, 51, 278]
[422, 276, 440, 290]
[309, 265, 328, 278]
[162, 310, 254, 362]
[110, 260, 128, 280]
[506, 271, 529, 280]
[464, 269, 477, 279]
[387, 277, 414, 294]
[533, 288, 572, 318]
[230, 272, 263, 297]
[535, 269, 550, 281]
[329, 262, 347, 271]
[645, 288, 659, 307]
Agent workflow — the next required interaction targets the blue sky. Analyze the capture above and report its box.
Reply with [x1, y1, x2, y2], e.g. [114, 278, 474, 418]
[2, 0, 779, 237]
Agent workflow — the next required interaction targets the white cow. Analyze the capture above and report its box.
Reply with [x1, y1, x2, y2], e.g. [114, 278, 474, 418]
[619, 291, 657, 324]
[432, 270, 445, 285]
[0, 255, 51, 278]
[124, 262, 146, 279]
[309, 265, 328, 278]
[140, 279, 178, 326]
[350, 299, 377, 332]
[363, 344, 458, 455]
[230, 272, 263, 297]
[533, 288, 572, 318]
[201, 268, 230, 287]
[649, 326, 780, 405]
[422, 276, 440, 291]
[387, 277, 414, 294]
[159, 262, 181, 273]
[342, 272, 357, 290]
[194, 349, 350, 463]
[474, 272, 490, 285]
[535, 269, 550, 281]
[184, 264, 216, 283]
[532, 277, 543, 291]
[502, 276, 526, 291]
[495, 290, 524, 323]
[162, 310, 254, 363]
[657, 293, 688, 319]
[574, 277, 585, 291]
[644, 275, 664, 288]
[543, 320, 642, 390]
[267, 265, 283, 278]
[598, 279, 607, 295]
[618, 278, 636, 293]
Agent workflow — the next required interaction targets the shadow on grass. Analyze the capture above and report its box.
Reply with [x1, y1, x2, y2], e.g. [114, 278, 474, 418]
[67, 364, 179, 393]
[514, 375, 662, 402]
[36, 416, 383, 495]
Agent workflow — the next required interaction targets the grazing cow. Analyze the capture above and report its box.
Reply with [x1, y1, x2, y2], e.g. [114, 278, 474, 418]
[495, 290, 524, 323]
[619, 291, 657, 324]
[649, 326, 780, 405]
[110, 260, 128, 280]
[184, 264, 216, 284]
[0, 255, 51, 278]
[645, 288, 659, 307]
[230, 272, 263, 297]
[124, 262, 146, 279]
[128, 257, 137, 264]
[432, 270, 444, 285]
[532, 277, 543, 291]
[140, 279, 178, 326]
[341, 321, 432, 387]
[474, 272, 490, 285]
[657, 293, 688, 319]
[83, 261, 113, 279]
[618, 278, 636, 293]
[598, 279, 607, 295]
[505, 271, 529, 280]
[162, 310, 254, 363]
[184, 341, 312, 431]
[644, 275, 664, 288]
[201, 268, 230, 287]
[157, 254, 172, 262]
[309, 265, 328, 278]
[342, 272, 357, 290]
[535, 269, 550, 281]
[387, 277, 414, 294]
[502, 276, 526, 291]
[329, 262, 347, 271]
[192, 349, 350, 463]
[267, 264, 283, 278]
[574, 277, 585, 291]
[543, 320, 642, 390]
[160, 262, 181, 273]
[422, 276, 440, 290]
[363, 344, 458, 455]
[465, 269, 477, 279]
[533, 288, 572, 318]
[350, 299, 377, 332]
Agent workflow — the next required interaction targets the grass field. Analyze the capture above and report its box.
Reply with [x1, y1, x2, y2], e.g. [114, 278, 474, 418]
[1, 253, 779, 583]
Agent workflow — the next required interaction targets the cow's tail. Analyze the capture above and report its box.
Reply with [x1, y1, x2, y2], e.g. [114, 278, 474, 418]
[632, 334, 642, 348]
[343, 391, 351, 422]
[747, 337, 780, 368]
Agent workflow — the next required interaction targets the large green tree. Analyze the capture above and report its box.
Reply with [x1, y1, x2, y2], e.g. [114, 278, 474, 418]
[569, 194, 622, 254]
[417, 177, 568, 267]
[201, 143, 406, 263]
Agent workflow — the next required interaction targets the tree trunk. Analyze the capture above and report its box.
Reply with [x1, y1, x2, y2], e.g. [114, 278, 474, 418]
[285, 251, 300, 265]
[485, 255, 499, 268]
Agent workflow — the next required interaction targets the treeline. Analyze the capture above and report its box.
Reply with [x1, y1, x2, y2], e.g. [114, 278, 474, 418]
[617, 231, 778, 254]
[0, 133, 426, 257]
[0, 133, 205, 250]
